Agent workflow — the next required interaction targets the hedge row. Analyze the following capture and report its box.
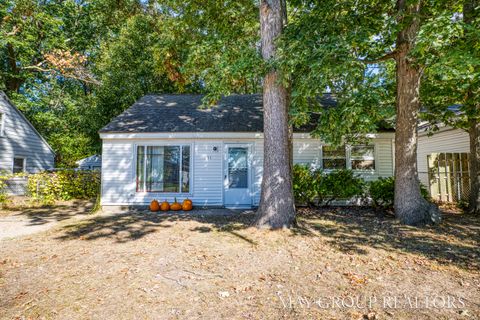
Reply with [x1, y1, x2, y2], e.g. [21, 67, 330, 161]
[293, 164, 430, 209]
[27, 171, 100, 204]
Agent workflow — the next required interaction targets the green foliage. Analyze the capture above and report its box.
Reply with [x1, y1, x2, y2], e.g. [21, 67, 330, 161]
[0, 174, 8, 205]
[293, 165, 365, 206]
[1, 0, 261, 167]
[368, 177, 430, 210]
[27, 171, 100, 205]
[420, 2, 480, 132]
[292, 164, 318, 206]
[368, 177, 395, 209]
[319, 170, 366, 205]
[278, 0, 397, 146]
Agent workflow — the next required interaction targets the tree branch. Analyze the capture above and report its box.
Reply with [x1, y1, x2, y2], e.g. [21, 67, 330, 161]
[359, 51, 398, 64]
[20, 64, 100, 85]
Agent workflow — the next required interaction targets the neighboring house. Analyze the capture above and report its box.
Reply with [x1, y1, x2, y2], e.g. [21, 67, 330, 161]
[99, 94, 395, 209]
[417, 123, 470, 203]
[76, 155, 102, 170]
[0, 91, 54, 174]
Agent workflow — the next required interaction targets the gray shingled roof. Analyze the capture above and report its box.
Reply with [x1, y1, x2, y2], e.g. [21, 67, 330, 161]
[100, 94, 337, 133]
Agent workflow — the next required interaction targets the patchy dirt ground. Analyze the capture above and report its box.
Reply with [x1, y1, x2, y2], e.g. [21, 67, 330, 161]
[0, 199, 93, 240]
[0, 205, 479, 319]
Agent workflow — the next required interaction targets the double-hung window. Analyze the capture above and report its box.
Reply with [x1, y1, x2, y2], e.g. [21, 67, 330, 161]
[322, 144, 376, 171]
[350, 145, 375, 170]
[136, 145, 191, 193]
[322, 145, 346, 170]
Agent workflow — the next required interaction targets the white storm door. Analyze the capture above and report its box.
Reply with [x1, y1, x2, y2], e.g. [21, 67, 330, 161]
[224, 144, 252, 207]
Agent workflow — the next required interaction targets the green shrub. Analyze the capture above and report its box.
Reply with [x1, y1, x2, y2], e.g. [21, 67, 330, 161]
[0, 175, 8, 205]
[28, 170, 100, 204]
[293, 165, 365, 206]
[293, 164, 319, 206]
[368, 177, 395, 208]
[368, 177, 430, 209]
[318, 169, 366, 205]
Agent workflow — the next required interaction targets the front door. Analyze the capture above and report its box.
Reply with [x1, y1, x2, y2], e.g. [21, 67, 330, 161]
[224, 144, 252, 207]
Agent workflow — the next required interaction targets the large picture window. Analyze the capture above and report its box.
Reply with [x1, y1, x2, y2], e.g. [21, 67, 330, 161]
[136, 145, 190, 193]
[350, 145, 375, 170]
[322, 145, 346, 170]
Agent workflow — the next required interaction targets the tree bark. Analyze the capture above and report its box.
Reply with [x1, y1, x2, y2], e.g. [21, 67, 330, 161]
[464, 0, 480, 214]
[5, 43, 22, 92]
[468, 119, 480, 213]
[255, 0, 295, 228]
[394, 0, 440, 225]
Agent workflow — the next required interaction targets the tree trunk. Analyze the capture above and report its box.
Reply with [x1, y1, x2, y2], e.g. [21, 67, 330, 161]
[5, 43, 22, 92]
[255, 0, 295, 229]
[394, 0, 440, 225]
[468, 119, 480, 213]
[464, 0, 480, 214]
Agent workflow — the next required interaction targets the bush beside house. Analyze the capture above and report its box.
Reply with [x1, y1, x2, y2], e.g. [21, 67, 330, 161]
[0, 170, 100, 206]
[292, 164, 430, 209]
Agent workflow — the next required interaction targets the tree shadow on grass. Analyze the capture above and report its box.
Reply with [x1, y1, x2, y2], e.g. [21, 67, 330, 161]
[295, 207, 480, 271]
[55, 209, 256, 244]
[54, 206, 479, 270]
[1, 200, 93, 226]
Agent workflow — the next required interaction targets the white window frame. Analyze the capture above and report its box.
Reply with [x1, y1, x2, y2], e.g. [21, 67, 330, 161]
[12, 157, 26, 173]
[350, 144, 376, 172]
[321, 145, 347, 171]
[321, 144, 376, 172]
[135, 144, 192, 194]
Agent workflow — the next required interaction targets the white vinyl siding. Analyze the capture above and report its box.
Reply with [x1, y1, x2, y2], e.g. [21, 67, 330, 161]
[101, 140, 135, 205]
[0, 112, 4, 136]
[0, 92, 54, 173]
[100, 134, 395, 207]
[252, 140, 263, 206]
[293, 140, 321, 167]
[417, 127, 469, 187]
[193, 142, 223, 206]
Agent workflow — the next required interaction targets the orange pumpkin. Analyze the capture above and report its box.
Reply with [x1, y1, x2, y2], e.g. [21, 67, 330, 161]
[160, 200, 170, 211]
[149, 199, 160, 212]
[170, 197, 182, 211]
[182, 198, 193, 211]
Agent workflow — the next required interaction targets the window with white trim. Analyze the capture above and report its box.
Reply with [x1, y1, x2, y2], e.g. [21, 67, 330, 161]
[136, 145, 190, 193]
[350, 145, 375, 170]
[13, 157, 25, 173]
[322, 145, 346, 170]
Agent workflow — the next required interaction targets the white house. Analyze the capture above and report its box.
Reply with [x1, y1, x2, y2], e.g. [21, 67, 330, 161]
[417, 124, 470, 203]
[99, 94, 395, 209]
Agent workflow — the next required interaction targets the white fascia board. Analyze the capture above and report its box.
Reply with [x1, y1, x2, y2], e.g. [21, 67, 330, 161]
[417, 125, 458, 137]
[100, 131, 395, 140]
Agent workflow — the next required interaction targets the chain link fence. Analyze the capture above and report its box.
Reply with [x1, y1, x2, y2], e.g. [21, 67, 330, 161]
[4, 176, 29, 196]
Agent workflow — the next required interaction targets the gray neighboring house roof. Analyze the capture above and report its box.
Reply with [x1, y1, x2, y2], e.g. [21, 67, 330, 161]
[100, 94, 338, 134]
[76, 155, 102, 169]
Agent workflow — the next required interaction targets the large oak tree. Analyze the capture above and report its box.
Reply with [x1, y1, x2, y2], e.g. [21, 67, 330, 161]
[255, 0, 296, 228]
[278, 0, 465, 224]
